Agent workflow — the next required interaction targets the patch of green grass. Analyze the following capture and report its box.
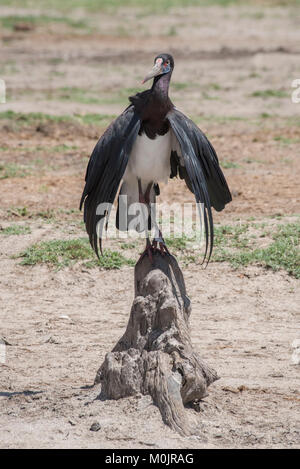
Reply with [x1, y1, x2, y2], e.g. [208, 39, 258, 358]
[166, 25, 177, 36]
[164, 235, 188, 251]
[54, 87, 102, 105]
[213, 221, 300, 278]
[182, 254, 197, 266]
[50, 144, 79, 152]
[172, 82, 190, 91]
[214, 223, 250, 249]
[0, 224, 31, 235]
[202, 91, 219, 101]
[223, 239, 299, 278]
[84, 250, 135, 269]
[0, 162, 30, 179]
[164, 219, 299, 278]
[0, 110, 116, 128]
[49, 70, 66, 77]
[220, 160, 240, 169]
[38, 184, 49, 193]
[0, 14, 89, 31]
[0, 110, 71, 124]
[7, 206, 29, 217]
[286, 116, 300, 128]
[0, 61, 19, 75]
[273, 136, 300, 145]
[120, 242, 137, 250]
[46, 86, 138, 107]
[260, 112, 272, 119]
[248, 72, 261, 79]
[48, 58, 64, 65]
[206, 82, 222, 91]
[250, 89, 289, 99]
[0, 157, 54, 178]
[0, 1, 251, 14]
[17, 238, 134, 270]
[76, 113, 116, 126]
[272, 223, 300, 243]
[35, 209, 56, 220]
[119, 87, 142, 102]
[1, 0, 300, 16]
[195, 115, 248, 125]
[243, 157, 265, 165]
[241, 11, 264, 19]
[114, 25, 131, 37]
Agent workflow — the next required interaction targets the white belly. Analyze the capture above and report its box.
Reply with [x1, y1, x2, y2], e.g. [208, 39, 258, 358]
[124, 131, 171, 187]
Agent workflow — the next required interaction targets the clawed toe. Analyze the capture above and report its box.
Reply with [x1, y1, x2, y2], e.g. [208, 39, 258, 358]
[152, 237, 170, 256]
[138, 236, 170, 264]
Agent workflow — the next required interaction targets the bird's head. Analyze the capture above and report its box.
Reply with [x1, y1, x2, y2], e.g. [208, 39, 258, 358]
[142, 53, 174, 84]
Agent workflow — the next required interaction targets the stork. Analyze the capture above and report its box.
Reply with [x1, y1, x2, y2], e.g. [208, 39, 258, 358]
[80, 53, 232, 263]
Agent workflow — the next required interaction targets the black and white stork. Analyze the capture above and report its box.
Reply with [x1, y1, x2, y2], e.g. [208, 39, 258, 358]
[80, 53, 232, 263]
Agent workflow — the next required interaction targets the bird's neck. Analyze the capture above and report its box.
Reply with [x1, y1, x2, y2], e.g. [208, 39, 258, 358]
[152, 73, 171, 101]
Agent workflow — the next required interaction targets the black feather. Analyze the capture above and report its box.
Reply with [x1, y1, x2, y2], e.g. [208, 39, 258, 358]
[168, 109, 231, 263]
[80, 106, 141, 257]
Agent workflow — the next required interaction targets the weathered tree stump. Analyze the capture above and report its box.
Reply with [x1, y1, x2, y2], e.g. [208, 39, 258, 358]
[95, 252, 219, 435]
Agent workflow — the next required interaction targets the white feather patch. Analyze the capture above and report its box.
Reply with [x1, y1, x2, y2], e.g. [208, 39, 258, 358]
[124, 131, 171, 191]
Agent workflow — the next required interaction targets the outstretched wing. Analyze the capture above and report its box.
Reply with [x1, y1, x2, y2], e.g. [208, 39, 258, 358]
[80, 106, 141, 256]
[167, 108, 232, 263]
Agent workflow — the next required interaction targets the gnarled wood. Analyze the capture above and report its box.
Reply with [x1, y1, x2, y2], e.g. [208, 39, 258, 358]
[95, 252, 218, 435]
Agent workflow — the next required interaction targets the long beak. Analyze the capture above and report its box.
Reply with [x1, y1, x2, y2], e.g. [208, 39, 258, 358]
[142, 62, 163, 84]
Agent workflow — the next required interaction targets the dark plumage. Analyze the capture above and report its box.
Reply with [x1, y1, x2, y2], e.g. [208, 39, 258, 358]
[80, 53, 232, 263]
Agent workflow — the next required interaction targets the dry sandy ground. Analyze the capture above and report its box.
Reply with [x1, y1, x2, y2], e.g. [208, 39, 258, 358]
[0, 231, 299, 449]
[0, 2, 300, 448]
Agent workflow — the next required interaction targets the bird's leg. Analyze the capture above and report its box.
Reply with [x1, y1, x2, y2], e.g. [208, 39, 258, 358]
[138, 179, 152, 205]
[144, 182, 153, 206]
[138, 179, 170, 257]
[138, 237, 154, 263]
[137, 180, 169, 259]
[138, 179, 154, 262]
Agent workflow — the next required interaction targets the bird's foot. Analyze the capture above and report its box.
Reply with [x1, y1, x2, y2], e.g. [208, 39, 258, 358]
[152, 236, 170, 256]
